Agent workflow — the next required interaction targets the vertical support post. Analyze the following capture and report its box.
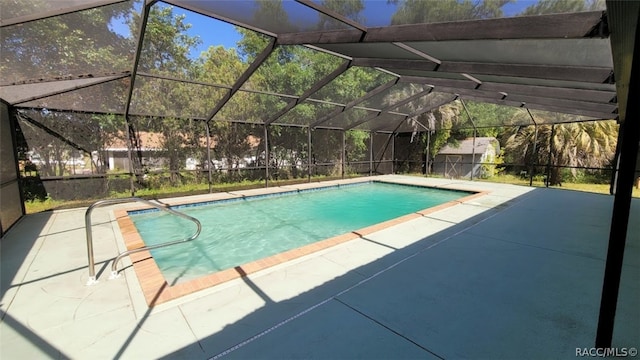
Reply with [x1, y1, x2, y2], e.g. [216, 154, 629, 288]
[125, 119, 135, 197]
[391, 133, 395, 174]
[460, 99, 477, 180]
[264, 124, 269, 188]
[596, 0, 640, 343]
[8, 107, 27, 219]
[471, 129, 477, 180]
[205, 121, 212, 194]
[369, 132, 373, 176]
[596, 116, 640, 347]
[122, 1, 155, 198]
[307, 126, 312, 182]
[546, 124, 555, 187]
[426, 130, 431, 175]
[526, 108, 538, 187]
[610, 122, 624, 195]
[85, 209, 97, 284]
[342, 130, 346, 179]
[530, 124, 538, 187]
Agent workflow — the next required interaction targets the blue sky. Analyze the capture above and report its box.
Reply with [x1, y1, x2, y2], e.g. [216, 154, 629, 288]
[185, 15, 243, 58]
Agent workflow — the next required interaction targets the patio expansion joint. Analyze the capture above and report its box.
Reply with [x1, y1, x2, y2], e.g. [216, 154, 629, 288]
[177, 305, 206, 353]
[332, 297, 445, 359]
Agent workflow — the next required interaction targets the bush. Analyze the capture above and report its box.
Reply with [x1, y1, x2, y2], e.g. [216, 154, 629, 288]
[21, 176, 48, 202]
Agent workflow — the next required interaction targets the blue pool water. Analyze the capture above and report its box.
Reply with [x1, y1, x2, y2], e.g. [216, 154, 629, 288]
[129, 181, 470, 282]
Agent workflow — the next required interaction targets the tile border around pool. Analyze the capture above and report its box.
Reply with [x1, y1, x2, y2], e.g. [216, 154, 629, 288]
[113, 180, 489, 306]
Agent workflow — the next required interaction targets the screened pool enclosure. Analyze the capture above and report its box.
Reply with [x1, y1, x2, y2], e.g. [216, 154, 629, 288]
[1, 0, 628, 202]
[1, 0, 639, 348]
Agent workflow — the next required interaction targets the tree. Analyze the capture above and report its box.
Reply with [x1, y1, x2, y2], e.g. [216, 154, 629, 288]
[234, 25, 377, 178]
[458, 101, 518, 138]
[503, 115, 618, 185]
[267, 126, 307, 178]
[133, 6, 200, 75]
[345, 130, 369, 163]
[423, 102, 464, 167]
[518, 0, 605, 15]
[251, 0, 296, 33]
[387, 1, 515, 169]
[1, 0, 132, 83]
[209, 121, 257, 180]
[128, 4, 204, 185]
[316, 0, 365, 28]
[3, 1, 134, 181]
[390, 0, 512, 24]
[15, 110, 118, 176]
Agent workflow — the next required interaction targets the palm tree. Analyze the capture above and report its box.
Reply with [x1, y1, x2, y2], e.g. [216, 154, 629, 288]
[503, 112, 618, 185]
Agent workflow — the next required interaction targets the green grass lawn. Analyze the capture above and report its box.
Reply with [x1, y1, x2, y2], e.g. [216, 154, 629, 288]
[476, 174, 640, 198]
[22, 175, 357, 214]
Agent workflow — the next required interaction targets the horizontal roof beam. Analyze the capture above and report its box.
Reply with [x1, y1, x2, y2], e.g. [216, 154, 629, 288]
[10, 75, 128, 105]
[430, 86, 617, 113]
[364, 11, 607, 42]
[277, 11, 606, 45]
[458, 94, 618, 120]
[407, 95, 459, 119]
[162, 0, 278, 38]
[311, 78, 399, 128]
[295, 0, 368, 32]
[1, 71, 131, 87]
[353, 58, 438, 71]
[480, 82, 616, 103]
[207, 38, 277, 122]
[136, 73, 301, 101]
[137, 72, 232, 90]
[398, 76, 477, 89]
[439, 62, 613, 83]
[370, 115, 410, 133]
[356, 58, 613, 83]
[509, 94, 617, 114]
[0, 0, 128, 27]
[399, 76, 617, 103]
[343, 88, 434, 131]
[277, 29, 363, 45]
[264, 60, 351, 125]
[16, 112, 93, 154]
[358, 95, 456, 132]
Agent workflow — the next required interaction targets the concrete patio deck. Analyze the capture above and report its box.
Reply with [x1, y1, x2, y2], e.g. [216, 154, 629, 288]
[1, 175, 638, 359]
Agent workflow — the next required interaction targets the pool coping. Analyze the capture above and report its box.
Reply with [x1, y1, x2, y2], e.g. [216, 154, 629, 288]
[114, 180, 489, 306]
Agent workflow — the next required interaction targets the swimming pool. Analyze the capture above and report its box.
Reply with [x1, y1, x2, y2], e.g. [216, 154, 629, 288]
[128, 181, 472, 284]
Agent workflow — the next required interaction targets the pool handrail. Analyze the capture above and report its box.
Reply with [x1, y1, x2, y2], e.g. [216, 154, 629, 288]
[85, 197, 202, 285]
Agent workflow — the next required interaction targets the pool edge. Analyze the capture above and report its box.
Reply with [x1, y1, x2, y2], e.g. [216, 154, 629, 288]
[115, 182, 490, 307]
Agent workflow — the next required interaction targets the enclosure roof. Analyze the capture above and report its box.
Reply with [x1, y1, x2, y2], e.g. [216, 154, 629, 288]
[0, 0, 630, 132]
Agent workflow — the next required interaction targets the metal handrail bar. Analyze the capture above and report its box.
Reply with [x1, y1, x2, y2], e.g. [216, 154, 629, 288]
[85, 197, 202, 285]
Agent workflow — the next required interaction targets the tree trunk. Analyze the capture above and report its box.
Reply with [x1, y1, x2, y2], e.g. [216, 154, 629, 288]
[549, 166, 563, 186]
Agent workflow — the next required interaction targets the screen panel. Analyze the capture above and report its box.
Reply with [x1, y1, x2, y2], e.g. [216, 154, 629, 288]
[1, 1, 137, 84]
